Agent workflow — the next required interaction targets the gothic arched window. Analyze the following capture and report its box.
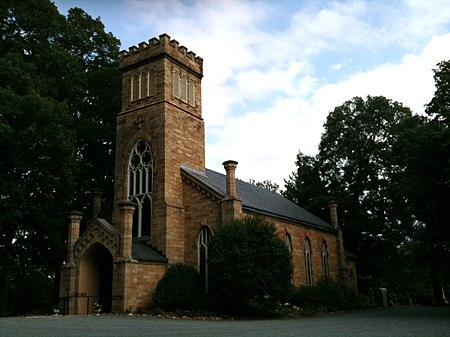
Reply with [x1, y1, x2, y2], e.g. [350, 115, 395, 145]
[285, 233, 293, 283]
[198, 226, 212, 293]
[285, 233, 292, 256]
[322, 241, 329, 278]
[305, 238, 313, 286]
[128, 140, 153, 237]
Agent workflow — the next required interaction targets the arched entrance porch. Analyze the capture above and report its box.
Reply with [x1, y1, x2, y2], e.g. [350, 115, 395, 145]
[78, 243, 113, 314]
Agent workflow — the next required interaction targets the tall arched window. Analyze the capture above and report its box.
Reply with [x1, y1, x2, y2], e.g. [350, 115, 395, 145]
[128, 140, 153, 238]
[198, 226, 212, 293]
[305, 238, 313, 286]
[322, 241, 329, 278]
[285, 233, 293, 283]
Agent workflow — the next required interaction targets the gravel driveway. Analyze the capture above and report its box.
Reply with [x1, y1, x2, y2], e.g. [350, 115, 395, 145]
[1, 306, 449, 337]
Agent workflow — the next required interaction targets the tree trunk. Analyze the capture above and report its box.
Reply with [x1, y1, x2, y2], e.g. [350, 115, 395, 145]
[430, 262, 444, 305]
[0, 268, 9, 316]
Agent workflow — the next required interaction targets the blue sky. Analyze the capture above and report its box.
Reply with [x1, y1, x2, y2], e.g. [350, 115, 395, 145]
[54, 0, 450, 188]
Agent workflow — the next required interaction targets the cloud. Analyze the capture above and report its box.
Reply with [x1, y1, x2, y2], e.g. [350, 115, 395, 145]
[110, 0, 450, 188]
[206, 33, 450, 188]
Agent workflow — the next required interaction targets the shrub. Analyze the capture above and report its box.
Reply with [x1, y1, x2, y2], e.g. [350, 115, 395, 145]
[292, 277, 365, 312]
[208, 216, 292, 315]
[152, 264, 202, 311]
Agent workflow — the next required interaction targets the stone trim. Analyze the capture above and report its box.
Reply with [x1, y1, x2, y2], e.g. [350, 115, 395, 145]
[74, 218, 120, 264]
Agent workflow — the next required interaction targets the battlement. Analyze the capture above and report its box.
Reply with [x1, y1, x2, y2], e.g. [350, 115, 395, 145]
[119, 33, 203, 75]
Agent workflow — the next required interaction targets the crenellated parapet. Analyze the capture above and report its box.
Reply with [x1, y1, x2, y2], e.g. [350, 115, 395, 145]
[119, 33, 203, 77]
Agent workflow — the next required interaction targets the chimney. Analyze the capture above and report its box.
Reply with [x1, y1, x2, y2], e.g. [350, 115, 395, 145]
[92, 188, 103, 218]
[221, 160, 242, 222]
[222, 160, 238, 199]
[328, 201, 348, 279]
[117, 201, 136, 260]
[66, 211, 83, 264]
[328, 201, 338, 229]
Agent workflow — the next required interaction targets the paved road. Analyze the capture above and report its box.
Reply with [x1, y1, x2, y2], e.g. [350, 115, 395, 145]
[1, 306, 449, 337]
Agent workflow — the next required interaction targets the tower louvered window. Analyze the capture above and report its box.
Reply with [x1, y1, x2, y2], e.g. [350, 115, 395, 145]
[180, 75, 187, 101]
[172, 71, 180, 98]
[172, 70, 195, 107]
[188, 79, 195, 107]
[131, 75, 140, 101]
[128, 140, 153, 237]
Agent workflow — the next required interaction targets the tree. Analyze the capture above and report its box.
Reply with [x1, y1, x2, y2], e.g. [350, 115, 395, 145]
[208, 216, 292, 314]
[396, 60, 450, 304]
[0, 0, 120, 315]
[319, 96, 417, 291]
[283, 152, 329, 220]
[152, 264, 203, 311]
[248, 179, 280, 193]
[285, 96, 417, 295]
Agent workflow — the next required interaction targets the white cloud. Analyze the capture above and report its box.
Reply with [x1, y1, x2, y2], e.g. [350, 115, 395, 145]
[206, 33, 450, 188]
[61, 0, 450, 188]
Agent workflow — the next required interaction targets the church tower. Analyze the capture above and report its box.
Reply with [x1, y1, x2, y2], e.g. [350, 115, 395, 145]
[113, 34, 204, 263]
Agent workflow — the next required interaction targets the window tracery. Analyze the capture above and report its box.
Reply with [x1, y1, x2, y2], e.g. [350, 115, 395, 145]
[128, 140, 153, 237]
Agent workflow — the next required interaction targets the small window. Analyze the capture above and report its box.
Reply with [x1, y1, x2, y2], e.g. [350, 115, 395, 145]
[305, 238, 312, 286]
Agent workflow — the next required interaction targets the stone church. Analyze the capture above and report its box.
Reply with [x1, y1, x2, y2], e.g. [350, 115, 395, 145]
[59, 34, 356, 315]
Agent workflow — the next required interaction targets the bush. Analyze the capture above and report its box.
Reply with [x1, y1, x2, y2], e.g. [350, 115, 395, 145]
[208, 216, 292, 315]
[292, 277, 366, 312]
[152, 264, 202, 311]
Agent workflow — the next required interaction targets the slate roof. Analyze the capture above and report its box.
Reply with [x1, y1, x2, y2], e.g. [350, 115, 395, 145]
[132, 240, 167, 263]
[181, 166, 335, 232]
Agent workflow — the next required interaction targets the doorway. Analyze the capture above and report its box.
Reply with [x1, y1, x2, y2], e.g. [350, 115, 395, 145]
[79, 243, 113, 313]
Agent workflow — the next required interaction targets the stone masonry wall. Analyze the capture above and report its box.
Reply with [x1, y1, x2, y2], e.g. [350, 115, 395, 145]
[182, 178, 222, 267]
[244, 212, 338, 288]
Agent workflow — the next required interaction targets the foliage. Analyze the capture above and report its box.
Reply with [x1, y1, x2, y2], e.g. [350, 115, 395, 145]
[152, 264, 203, 311]
[249, 179, 280, 193]
[208, 216, 292, 315]
[284, 96, 418, 296]
[285, 86, 450, 304]
[0, 0, 120, 315]
[283, 152, 329, 220]
[394, 60, 450, 304]
[292, 278, 367, 312]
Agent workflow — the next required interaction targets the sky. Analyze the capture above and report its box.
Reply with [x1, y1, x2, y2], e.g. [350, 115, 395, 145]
[53, 0, 450, 188]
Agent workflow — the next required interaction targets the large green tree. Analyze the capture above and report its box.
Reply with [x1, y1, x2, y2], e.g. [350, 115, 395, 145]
[283, 152, 329, 221]
[208, 216, 292, 314]
[0, 0, 120, 315]
[285, 96, 417, 295]
[396, 60, 450, 304]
